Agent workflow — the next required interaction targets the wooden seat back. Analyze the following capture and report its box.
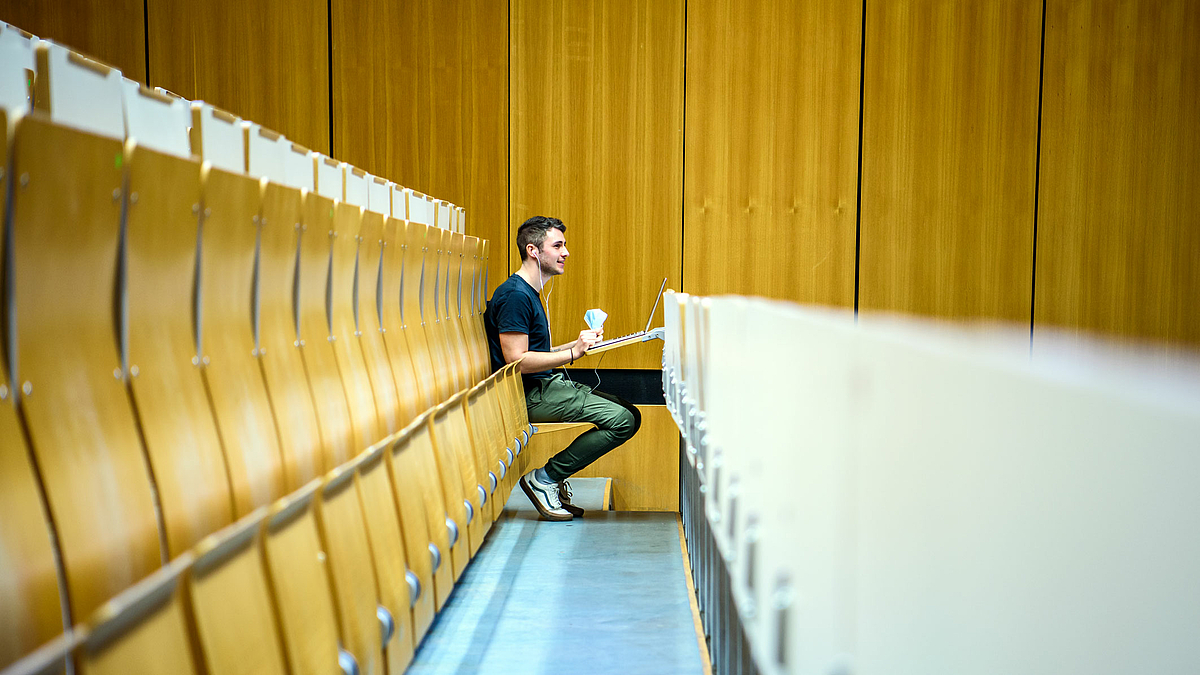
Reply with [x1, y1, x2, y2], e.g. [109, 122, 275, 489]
[314, 467, 384, 675]
[191, 102, 286, 517]
[380, 213, 424, 425]
[260, 481, 343, 675]
[401, 220, 440, 411]
[387, 414, 455, 610]
[447, 232, 475, 389]
[357, 176, 402, 435]
[250, 129, 326, 490]
[430, 392, 488, 558]
[425, 396, 476, 573]
[122, 83, 234, 557]
[76, 554, 199, 675]
[187, 510, 288, 675]
[422, 226, 457, 402]
[465, 379, 504, 524]
[329, 163, 382, 450]
[353, 445, 418, 672]
[0, 36, 67, 656]
[15, 43, 162, 621]
[297, 154, 356, 469]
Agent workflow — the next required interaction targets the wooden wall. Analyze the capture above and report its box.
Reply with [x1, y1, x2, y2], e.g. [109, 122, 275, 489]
[858, 0, 1043, 323]
[6, 0, 1199, 353]
[510, 0, 685, 370]
[1035, 0, 1200, 348]
[146, 0, 330, 155]
[2, 0, 147, 83]
[683, 0, 861, 307]
[331, 0, 509, 290]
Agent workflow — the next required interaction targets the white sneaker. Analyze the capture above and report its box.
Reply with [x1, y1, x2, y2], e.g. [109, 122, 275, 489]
[519, 471, 573, 521]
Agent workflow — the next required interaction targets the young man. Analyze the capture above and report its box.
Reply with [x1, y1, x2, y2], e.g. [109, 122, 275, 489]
[484, 216, 642, 521]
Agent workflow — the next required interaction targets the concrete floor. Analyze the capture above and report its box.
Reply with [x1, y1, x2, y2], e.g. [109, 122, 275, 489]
[408, 498, 703, 675]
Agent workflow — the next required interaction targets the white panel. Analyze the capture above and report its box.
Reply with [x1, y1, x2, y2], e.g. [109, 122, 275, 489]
[191, 102, 244, 174]
[38, 41, 124, 139]
[315, 155, 342, 201]
[245, 122, 285, 181]
[283, 143, 315, 192]
[0, 23, 35, 113]
[457, 206, 466, 234]
[408, 190, 435, 226]
[367, 177, 391, 216]
[435, 200, 451, 230]
[343, 164, 368, 208]
[121, 79, 190, 158]
[392, 184, 409, 219]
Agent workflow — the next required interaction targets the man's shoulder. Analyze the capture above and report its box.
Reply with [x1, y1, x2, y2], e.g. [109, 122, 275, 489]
[492, 274, 536, 303]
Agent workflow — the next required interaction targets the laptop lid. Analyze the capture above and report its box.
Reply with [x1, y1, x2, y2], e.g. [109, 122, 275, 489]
[643, 278, 668, 334]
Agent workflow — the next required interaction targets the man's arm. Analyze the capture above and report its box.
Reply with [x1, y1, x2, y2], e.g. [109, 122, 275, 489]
[500, 331, 601, 374]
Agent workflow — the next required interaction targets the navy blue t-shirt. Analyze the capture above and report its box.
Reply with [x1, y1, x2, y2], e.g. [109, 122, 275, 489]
[484, 274, 553, 384]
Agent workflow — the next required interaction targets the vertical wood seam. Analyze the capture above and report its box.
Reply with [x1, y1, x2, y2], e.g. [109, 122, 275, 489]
[853, 0, 867, 317]
[1029, 0, 1048, 348]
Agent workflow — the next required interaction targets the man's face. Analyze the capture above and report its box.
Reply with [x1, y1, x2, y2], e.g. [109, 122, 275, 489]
[535, 228, 569, 276]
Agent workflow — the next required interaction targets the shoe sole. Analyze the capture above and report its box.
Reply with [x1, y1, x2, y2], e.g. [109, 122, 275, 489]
[519, 476, 573, 522]
[561, 503, 584, 518]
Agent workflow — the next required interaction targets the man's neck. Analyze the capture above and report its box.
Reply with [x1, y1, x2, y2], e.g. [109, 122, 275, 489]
[516, 261, 545, 293]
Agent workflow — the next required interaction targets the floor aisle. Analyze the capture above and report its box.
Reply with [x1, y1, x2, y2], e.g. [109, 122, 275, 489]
[408, 499, 704, 675]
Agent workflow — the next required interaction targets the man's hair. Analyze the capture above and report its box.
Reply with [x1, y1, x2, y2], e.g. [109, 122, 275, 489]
[516, 216, 566, 261]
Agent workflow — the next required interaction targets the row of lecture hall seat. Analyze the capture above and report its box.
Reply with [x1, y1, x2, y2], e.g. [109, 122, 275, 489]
[0, 23, 544, 675]
[665, 292, 1200, 675]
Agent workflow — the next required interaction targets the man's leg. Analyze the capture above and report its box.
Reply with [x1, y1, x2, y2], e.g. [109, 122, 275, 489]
[534, 389, 641, 482]
[520, 376, 642, 519]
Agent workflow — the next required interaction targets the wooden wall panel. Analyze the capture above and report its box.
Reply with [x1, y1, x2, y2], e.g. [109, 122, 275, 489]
[858, 0, 1042, 322]
[524, 406, 678, 511]
[683, 0, 861, 306]
[1035, 0, 1200, 348]
[333, 0, 509, 294]
[2, 0, 146, 82]
[510, 0, 684, 370]
[146, 0, 329, 154]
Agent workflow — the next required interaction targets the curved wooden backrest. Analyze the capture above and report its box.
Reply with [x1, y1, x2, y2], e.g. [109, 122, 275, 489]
[479, 376, 515, 519]
[430, 393, 486, 560]
[353, 446, 417, 673]
[76, 554, 199, 675]
[401, 221, 439, 412]
[330, 200, 383, 451]
[197, 163, 286, 517]
[296, 192, 356, 469]
[188, 509, 287, 675]
[257, 179, 326, 490]
[490, 365, 519, 503]
[439, 228, 467, 393]
[358, 209, 402, 435]
[376, 431, 435, 641]
[387, 415, 454, 610]
[422, 226, 455, 403]
[442, 392, 492, 554]
[124, 142, 234, 558]
[380, 216, 423, 425]
[464, 380, 503, 524]
[260, 481, 342, 675]
[447, 232, 474, 390]
[0, 266, 64, 669]
[424, 401, 473, 577]
[314, 467, 383, 675]
[464, 236, 489, 383]
[473, 238, 492, 380]
[11, 114, 162, 622]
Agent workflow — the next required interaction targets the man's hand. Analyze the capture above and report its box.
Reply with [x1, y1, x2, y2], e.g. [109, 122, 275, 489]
[572, 329, 603, 358]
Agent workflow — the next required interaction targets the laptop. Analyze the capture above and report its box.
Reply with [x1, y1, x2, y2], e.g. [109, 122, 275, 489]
[588, 278, 668, 353]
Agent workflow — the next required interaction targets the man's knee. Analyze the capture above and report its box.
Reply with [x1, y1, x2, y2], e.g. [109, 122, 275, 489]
[611, 406, 639, 441]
